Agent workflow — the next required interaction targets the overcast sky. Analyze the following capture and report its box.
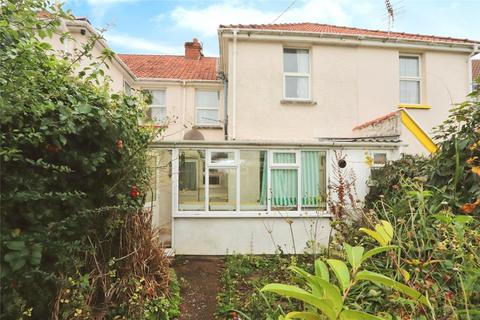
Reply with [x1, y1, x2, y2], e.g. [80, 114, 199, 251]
[65, 0, 480, 57]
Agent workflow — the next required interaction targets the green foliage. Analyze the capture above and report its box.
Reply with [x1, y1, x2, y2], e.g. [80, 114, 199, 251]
[360, 90, 480, 318]
[365, 154, 429, 207]
[216, 254, 311, 320]
[430, 94, 480, 211]
[261, 222, 428, 320]
[0, 1, 173, 318]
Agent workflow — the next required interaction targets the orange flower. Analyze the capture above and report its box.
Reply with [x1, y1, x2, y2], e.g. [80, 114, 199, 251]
[472, 166, 480, 176]
[462, 203, 476, 214]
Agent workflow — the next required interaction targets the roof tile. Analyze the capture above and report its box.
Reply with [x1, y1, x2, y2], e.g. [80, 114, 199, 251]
[473, 60, 480, 80]
[220, 23, 478, 45]
[118, 54, 218, 80]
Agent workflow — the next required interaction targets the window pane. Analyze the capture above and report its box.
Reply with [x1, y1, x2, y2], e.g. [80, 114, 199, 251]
[240, 151, 267, 211]
[301, 151, 326, 209]
[273, 152, 296, 164]
[400, 56, 419, 77]
[211, 151, 235, 166]
[209, 168, 237, 211]
[285, 76, 309, 99]
[152, 90, 165, 105]
[373, 153, 387, 165]
[272, 169, 297, 211]
[196, 91, 218, 108]
[400, 80, 420, 104]
[155, 150, 172, 246]
[150, 106, 166, 123]
[284, 49, 309, 73]
[179, 150, 205, 211]
[145, 155, 157, 204]
[197, 109, 219, 125]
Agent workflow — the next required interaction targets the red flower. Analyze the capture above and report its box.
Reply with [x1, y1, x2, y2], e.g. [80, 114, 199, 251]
[130, 185, 139, 198]
[46, 144, 60, 153]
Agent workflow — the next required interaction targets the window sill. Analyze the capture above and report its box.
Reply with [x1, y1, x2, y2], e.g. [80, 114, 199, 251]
[281, 99, 317, 106]
[398, 104, 431, 109]
[173, 211, 332, 218]
[193, 125, 223, 130]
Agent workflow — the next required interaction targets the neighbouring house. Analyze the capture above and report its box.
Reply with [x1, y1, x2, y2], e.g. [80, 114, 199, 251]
[473, 59, 480, 91]
[44, 17, 480, 255]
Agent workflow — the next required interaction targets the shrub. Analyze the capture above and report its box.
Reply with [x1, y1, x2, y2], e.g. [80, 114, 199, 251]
[0, 1, 176, 318]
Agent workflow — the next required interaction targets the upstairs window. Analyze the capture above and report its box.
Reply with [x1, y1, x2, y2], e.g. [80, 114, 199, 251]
[149, 90, 166, 124]
[399, 55, 421, 104]
[196, 90, 220, 126]
[283, 48, 310, 100]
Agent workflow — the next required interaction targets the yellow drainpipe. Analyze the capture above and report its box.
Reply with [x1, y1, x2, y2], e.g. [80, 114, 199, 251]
[400, 109, 438, 153]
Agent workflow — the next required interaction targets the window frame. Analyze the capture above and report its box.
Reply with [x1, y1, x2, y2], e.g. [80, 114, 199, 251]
[143, 154, 158, 209]
[283, 48, 311, 101]
[372, 152, 388, 168]
[174, 148, 331, 217]
[149, 89, 167, 124]
[399, 54, 422, 105]
[195, 89, 221, 126]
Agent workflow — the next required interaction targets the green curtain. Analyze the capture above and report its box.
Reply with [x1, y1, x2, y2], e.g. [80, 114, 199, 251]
[301, 151, 320, 206]
[271, 153, 298, 206]
[272, 169, 297, 206]
[259, 151, 325, 208]
[260, 153, 268, 205]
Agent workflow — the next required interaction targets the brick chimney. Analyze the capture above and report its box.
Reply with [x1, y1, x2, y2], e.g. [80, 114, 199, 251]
[184, 38, 203, 59]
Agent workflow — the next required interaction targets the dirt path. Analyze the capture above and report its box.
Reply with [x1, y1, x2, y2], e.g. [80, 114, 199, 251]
[173, 256, 224, 320]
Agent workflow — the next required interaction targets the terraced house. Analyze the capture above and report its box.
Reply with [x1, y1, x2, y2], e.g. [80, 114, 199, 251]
[48, 18, 480, 255]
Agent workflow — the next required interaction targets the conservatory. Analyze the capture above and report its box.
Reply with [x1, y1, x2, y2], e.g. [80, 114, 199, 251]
[146, 142, 399, 255]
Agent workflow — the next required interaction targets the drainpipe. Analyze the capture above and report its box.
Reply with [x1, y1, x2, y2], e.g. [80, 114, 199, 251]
[232, 29, 238, 140]
[182, 80, 186, 135]
[222, 75, 229, 140]
[468, 44, 479, 92]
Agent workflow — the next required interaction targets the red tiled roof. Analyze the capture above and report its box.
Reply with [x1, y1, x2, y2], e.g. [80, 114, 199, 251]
[473, 60, 480, 80]
[117, 54, 218, 80]
[220, 23, 478, 45]
[353, 111, 399, 131]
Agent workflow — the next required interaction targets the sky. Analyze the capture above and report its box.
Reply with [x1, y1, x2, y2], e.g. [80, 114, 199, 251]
[64, 0, 480, 57]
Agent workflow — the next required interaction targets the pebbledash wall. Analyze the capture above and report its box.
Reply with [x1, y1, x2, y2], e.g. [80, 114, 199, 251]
[219, 32, 474, 154]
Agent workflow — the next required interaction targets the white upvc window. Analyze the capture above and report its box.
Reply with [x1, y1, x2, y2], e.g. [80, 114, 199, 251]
[149, 90, 167, 124]
[176, 148, 328, 216]
[399, 55, 421, 104]
[196, 90, 220, 125]
[283, 48, 310, 100]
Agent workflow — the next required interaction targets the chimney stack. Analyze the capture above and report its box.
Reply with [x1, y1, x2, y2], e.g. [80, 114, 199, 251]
[184, 38, 203, 59]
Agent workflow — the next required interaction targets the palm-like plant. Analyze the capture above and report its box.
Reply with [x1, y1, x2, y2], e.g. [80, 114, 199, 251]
[261, 221, 430, 319]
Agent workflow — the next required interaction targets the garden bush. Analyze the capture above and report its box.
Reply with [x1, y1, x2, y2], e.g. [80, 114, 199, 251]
[0, 1, 177, 318]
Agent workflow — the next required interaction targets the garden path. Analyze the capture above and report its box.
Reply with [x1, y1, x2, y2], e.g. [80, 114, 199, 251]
[173, 256, 225, 320]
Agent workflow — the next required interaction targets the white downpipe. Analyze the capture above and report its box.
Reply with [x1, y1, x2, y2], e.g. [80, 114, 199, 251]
[182, 80, 186, 135]
[232, 29, 238, 140]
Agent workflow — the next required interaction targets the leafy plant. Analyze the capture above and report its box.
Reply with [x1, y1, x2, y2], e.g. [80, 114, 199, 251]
[261, 221, 429, 319]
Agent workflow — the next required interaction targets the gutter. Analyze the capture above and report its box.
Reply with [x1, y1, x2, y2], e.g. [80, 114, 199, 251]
[149, 139, 401, 149]
[219, 28, 478, 53]
[135, 78, 221, 84]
